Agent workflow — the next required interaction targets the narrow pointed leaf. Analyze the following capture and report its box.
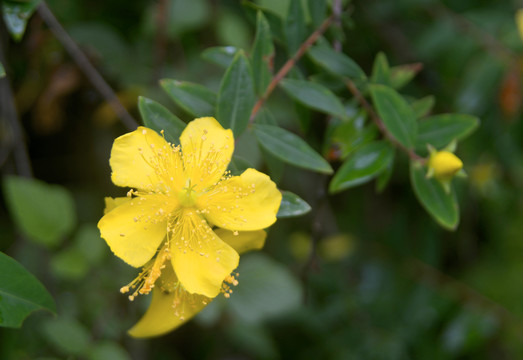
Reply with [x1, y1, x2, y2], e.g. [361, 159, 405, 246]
[308, 45, 367, 81]
[371, 52, 390, 85]
[253, 124, 333, 174]
[280, 79, 346, 119]
[412, 96, 435, 119]
[416, 114, 480, 150]
[284, 0, 306, 55]
[138, 96, 186, 144]
[0, 252, 56, 328]
[161, 79, 216, 118]
[251, 11, 274, 95]
[217, 50, 256, 136]
[410, 161, 459, 230]
[329, 141, 395, 193]
[277, 191, 311, 218]
[201, 46, 239, 68]
[3, 176, 76, 247]
[241, 1, 285, 42]
[307, 0, 327, 27]
[2, 0, 41, 41]
[369, 84, 417, 149]
[0, 62, 5, 78]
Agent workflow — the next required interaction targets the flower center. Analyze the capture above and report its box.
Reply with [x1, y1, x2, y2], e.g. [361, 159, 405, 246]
[179, 179, 198, 208]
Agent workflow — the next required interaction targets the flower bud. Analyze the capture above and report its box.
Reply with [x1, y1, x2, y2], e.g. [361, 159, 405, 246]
[428, 151, 463, 181]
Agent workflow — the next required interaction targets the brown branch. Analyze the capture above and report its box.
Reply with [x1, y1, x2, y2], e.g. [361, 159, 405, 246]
[344, 78, 425, 163]
[37, 2, 138, 131]
[249, 13, 336, 123]
[0, 27, 33, 177]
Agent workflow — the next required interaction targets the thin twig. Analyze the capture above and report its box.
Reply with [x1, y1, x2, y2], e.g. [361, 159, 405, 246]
[0, 28, 33, 177]
[249, 13, 336, 123]
[37, 2, 138, 131]
[344, 78, 425, 162]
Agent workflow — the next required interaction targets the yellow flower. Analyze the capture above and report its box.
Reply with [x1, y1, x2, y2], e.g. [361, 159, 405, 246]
[127, 229, 266, 338]
[98, 117, 281, 301]
[427, 150, 463, 181]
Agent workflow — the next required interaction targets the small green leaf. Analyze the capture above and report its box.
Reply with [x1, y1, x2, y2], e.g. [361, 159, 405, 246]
[241, 2, 285, 42]
[0, 62, 5, 78]
[0, 251, 56, 328]
[251, 11, 274, 95]
[3, 176, 76, 247]
[416, 114, 480, 150]
[138, 96, 186, 144]
[308, 45, 367, 81]
[88, 342, 131, 360]
[390, 64, 418, 89]
[261, 146, 284, 183]
[329, 141, 395, 193]
[42, 317, 91, 355]
[280, 79, 346, 119]
[161, 79, 216, 118]
[371, 52, 390, 85]
[253, 124, 333, 174]
[307, 0, 327, 27]
[228, 253, 302, 323]
[201, 46, 239, 68]
[284, 0, 306, 55]
[73, 224, 105, 265]
[2, 0, 41, 41]
[254, 107, 278, 126]
[369, 84, 417, 149]
[277, 191, 311, 218]
[217, 50, 256, 136]
[410, 161, 459, 230]
[376, 160, 394, 193]
[411, 96, 435, 119]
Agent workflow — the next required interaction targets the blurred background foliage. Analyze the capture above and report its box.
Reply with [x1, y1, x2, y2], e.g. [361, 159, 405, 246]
[1, 0, 523, 359]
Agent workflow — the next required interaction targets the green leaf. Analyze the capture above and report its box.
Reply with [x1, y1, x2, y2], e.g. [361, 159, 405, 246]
[411, 96, 435, 119]
[253, 124, 333, 174]
[254, 107, 278, 125]
[410, 161, 459, 230]
[307, 0, 327, 27]
[0, 251, 56, 328]
[227, 155, 253, 175]
[201, 46, 239, 68]
[261, 146, 284, 183]
[2, 0, 41, 41]
[216, 50, 256, 136]
[390, 64, 419, 89]
[73, 224, 105, 265]
[329, 141, 395, 193]
[277, 191, 311, 218]
[160, 79, 216, 118]
[280, 79, 346, 119]
[284, 0, 306, 55]
[241, 1, 285, 42]
[308, 45, 367, 81]
[251, 11, 274, 95]
[371, 52, 390, 85]
[42, 317, 91, 355]
[376, 160, 394, 193]
[416, 114, 480, 150]
[138, 96, 186, 144]
[228, 253, 302, 323]
[369, 84, 417, 149]
[3, 176, 76, 247]
[0, 62, 5, 78]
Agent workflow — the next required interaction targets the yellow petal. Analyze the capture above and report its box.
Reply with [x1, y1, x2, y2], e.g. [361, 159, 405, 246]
[215, 229, 266, 254]
[110, 126, 184, 191]
[199, 168, 282, 231]
[180, 117, 234, 191]
[517, 9, 523, 41]
[170, 209, 239, 297]
[98, 194, 175, 267]
[128, 266, 211, 338]
[103, 197, 130, 214]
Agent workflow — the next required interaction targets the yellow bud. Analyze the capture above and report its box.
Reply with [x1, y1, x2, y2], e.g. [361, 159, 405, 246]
[428, 151, 463, 181]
